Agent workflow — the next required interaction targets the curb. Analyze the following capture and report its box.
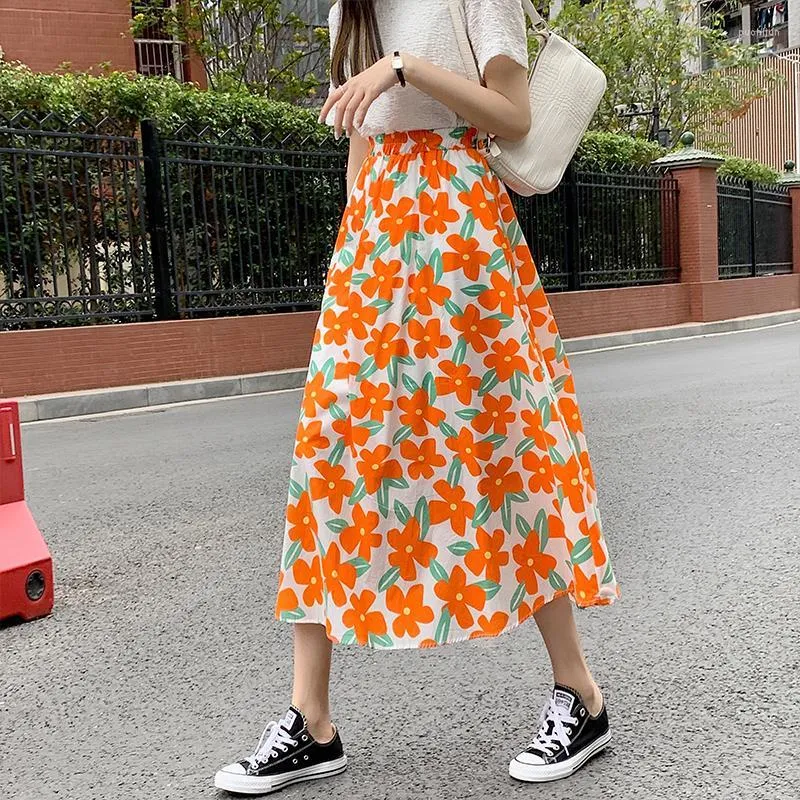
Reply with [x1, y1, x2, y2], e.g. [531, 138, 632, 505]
[17, 309, 800, 423]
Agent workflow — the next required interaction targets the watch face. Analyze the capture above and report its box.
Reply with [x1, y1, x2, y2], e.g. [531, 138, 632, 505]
[392, 56, 403, 69]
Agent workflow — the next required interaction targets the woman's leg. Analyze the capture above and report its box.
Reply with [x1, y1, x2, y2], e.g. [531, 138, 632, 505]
[534, 595, 603, 715]
[291, 622, 335, 742]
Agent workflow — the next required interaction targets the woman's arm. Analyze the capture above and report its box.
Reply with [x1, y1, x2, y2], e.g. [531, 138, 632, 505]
[319, 54, 530, 143]
[346, 131, 370, 196]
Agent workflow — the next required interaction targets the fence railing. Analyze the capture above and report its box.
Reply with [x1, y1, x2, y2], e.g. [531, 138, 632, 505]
[718, 177, 793, 279]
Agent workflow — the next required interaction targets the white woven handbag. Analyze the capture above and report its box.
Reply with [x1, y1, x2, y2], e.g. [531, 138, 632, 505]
[447, 0, 606, 196]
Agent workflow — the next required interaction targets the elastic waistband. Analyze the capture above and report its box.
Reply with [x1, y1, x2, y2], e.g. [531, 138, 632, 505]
[369, 127, 489, 155]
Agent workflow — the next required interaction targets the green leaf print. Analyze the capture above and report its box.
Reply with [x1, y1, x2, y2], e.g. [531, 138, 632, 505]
[557, 486, 565, 506]
[488, 313, 514, 328]
[423, 372, 437, 404]
[507, 490, 528, 502]
[394, 425, 417, 455]
[467, 164, 487, 177]
[320, 294, 337, 312]
[377, 481, 390, 518]
[450, 126, 469, 138]
[509, 221, 523, 248]
[326, 518, 349, 534]
[548, 570, 568, 592]
[533, 508, 549, 546]
[478, 368, 499, 396]
[540, 399, 552, 428]
[444, 298, 464, 317]
[369, 298, 392, 313]
[552, 375, 569, 393]
[288, 479, 305, 500]
[510, 581, 527, 612]
[480, 433, 507, 448]
[510, 371, 522, 400]
[514, 437, 537, 457]
[369, 633, 394, 648]
[350, 477, 367, 505]
[570, 537, 593, 566]
[438, 420, 458, 438]
[340, 630, 357, 645]
[414, 497, 430, 539]
[568, 430, 583, 459]
[385, 476, 410, 490]
[525, 388, 537, 407]
[452, 336, 468, 366]
[447, 457, 462, 487]
[283, 539, 303, 570]
[476, 580, 501, 600]
[521, 331, 530, 345]
[356, 357, 378, 382]
[395, 354, 415, 366]
[414, 252, 427, 271]
[487, 248, 509, 272]
[516, 514, 531, 539]
[348, 557, 371, 577]
[448, 540, 475, 556]
[548, 446, 567, 466]
[320, 358, 336, 387]
[455, 408, 481, 420]
[372, 233, 391, 261]
[459, 212, 476, 240]
[602, 562, 615, 585]
[501, 496, 512, 534]
[450, 174, 470, 193]
[328, 403, 346, 421]
[350, 272, 369, 285]
[431, 248, 444, 282]
[378, 566, 402, 592]
[394, 500, 411, 524]
[434, 610, 452, 644]
[280, 608, 306, 622]
[472, 496, 492, 528]
[461, 283, 490, 297]
[339, 249, 355, 267]
[400, 233, 414, 266]
[328, 439, 345, 468]
[415, 177, 430, 198]
[401, 374, 421, 393]
[554, 335, 565, 361]
[387, 356, 399, 387]
[429, 558, 449, 582]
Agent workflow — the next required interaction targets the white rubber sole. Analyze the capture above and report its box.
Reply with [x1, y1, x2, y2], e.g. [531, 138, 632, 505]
[214, 755, 348, 795]
[509, 729, 611, 783]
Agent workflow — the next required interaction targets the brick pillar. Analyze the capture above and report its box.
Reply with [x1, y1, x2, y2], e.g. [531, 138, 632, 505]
[653, 133, 724, 320]
[779, 167, 800, 274]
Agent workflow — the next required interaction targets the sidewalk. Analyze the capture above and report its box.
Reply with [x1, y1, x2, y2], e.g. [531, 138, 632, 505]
[16, 309, 800, 422]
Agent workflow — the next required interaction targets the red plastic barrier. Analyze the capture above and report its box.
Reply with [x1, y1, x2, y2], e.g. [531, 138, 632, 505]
[0, 401, 54, 623]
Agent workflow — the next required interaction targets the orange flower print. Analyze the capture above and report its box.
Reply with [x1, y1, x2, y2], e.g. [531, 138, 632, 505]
[420, 191, 459, 234]
[345, 192, 367, 232]
[322, 542, 357, 607]
[409, 130, 443, 151]
[309, 461, 354, 515]
[442, 234, 491, 280]
[478, 271, 515, 317]
[452, 303, 502, 353]
[465, 527, 509, 583]
[334, 220, 348, 251]
[477, 456, 524, 511]
[558, 396, 584, 435]
[368, 172, 395, 216]
[387, 518, 438, 581]
[286, 491, 317, 552]
[434, 566, 486, 630]
[408, 317, 452, 359]
[497, 187, 516, 224]
[322, 542, 356, 607]
[332, 415, 371, 451]
[276, 586, 299, 616]
[435, 360, 481, 405]
[484, 339, 528, 382]
[408, 264, 451, 315]
[357, 443, 403, 494]
[520, 408, 558, 451]
[398, 389, 446, 436]
[293, 555, 323, 606]
[469, 611, 510, 639]
[522, 450, 556, 494]
[351, 380, 393, 422]
[400, 437, 446, 480]
[342, 590, 387, 645]
[579, 518, 606, 566]
[428, 480, 475, 536]
[472, 393, 515, 436]
[444, 427, 493, 476]
[365, 322, 410, 369]
[579, 450, 596, 493]
[573, 566, 599, 605]
[322, 308, 349, 346]
[458, 181, 499, 230]
[327, 267, 352, 307]
[302, 373, 336, 418]
[379, 196, 420, 246]
[361, 258, 403, 301]
[347, 293, 379, 340]
[419, 150, 457, 190]
[294, 419, 330, 459]
[554, 456, 586, 514]
[352, 229, 376, 272]
[386, 584, 434, 638]
[513, 531, 557, 594]
[340, 505, 382, 561]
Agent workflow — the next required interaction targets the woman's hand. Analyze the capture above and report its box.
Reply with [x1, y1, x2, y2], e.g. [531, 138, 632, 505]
[318, 55, 399, 138]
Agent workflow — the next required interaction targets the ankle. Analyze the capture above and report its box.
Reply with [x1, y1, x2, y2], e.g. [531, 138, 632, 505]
[293, 702, 334, 743]
[553, 675, 603, 716]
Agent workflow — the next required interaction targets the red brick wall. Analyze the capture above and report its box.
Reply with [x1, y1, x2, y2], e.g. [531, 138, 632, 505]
[0, 1, 135, 73]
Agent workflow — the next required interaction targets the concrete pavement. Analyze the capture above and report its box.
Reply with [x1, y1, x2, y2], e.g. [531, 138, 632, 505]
[2, 321, 799, 800]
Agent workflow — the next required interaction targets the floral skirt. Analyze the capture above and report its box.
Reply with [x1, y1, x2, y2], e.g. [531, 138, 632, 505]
[275, 127, 618, 649]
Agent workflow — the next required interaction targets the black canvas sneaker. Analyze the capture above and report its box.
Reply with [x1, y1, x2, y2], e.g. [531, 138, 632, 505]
[509, 684, 611, 783]
[214, 706, 347, 795]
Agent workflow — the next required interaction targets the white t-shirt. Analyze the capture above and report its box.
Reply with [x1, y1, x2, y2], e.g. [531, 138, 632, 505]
[325, 0, 529, 138]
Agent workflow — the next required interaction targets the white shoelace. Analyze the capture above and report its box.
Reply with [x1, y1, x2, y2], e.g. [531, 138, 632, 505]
[529, 698, 579, 757]
[246, 714, 298, 768]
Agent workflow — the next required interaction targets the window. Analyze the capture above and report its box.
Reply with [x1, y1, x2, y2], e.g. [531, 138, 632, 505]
[132, 1, 187, 81]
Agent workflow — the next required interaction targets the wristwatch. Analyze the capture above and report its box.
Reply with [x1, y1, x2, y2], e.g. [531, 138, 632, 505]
[391, 51, 406, 87]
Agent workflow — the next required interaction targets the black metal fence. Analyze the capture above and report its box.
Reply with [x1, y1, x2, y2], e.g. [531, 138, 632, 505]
[718, 177, 792, 279]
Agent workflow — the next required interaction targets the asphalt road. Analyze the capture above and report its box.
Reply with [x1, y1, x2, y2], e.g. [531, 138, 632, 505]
[2, 322, 799, 800]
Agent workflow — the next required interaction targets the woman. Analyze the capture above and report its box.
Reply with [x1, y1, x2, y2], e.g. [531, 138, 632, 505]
[215, 0, 619, 794]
